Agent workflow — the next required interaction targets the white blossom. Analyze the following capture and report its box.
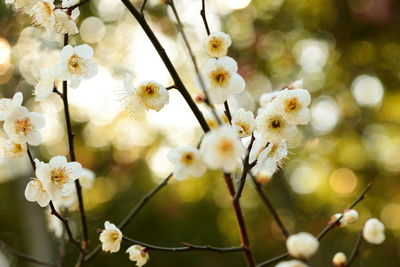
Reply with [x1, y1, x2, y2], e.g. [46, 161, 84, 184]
[80, 168, 96, 189]
[6, 0, 36, 14]
[30, 0, 55, 34]
[0, 92, 23, 121]
[61, 0, 79, 8]
[53, 9, 79, 35]
[250, 138, 287, 177]
[24, 178, 50, 207]
[286, 232, 319, 259]
[272, 89, 311, 125]
[35, 156, 82, 202]
[259, 91, 280, 107]
[332, 252, 347, 266]
[120, 74, 169, 112]
[201, 57, 245, 104]
[255, 105, 296, 142]
[34, 68, 59, 101]
[231, 108, 256, 138]
[200, 125, 245, 172]
[342, 209, 358, 224]
[126, 245, 149, 267]
[287, 79, 304, 90]
[3, 106, 45, 146]
[100, 221, 123, 253]
[363, 218, 385, 244]
[167, 146, 207, 181]
[275, 260, 308, 267]
[330, 213, 346, 227]
[1, 139, 27, 159]
[56, 44, 98, 88]
[205, 32, 232, 58]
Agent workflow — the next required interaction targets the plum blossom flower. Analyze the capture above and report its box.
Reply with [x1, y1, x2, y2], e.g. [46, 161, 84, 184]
[126, 245, 149, 267]
[3, 106, 45, 146]
[61, 0, 79, 8]
[205, 32, 232, 58]
[255, 105, 296, 142]
[332, 252, 347, 266]
[100, 221, 123, 253]
[363, 218, 385, 244]
[259, 91, 280, 107]
[286, 232, 319, 259]
[24, 178, 50, 207]
[200, 125, 245, 172]
[286, 79, 304, 90]
[53, 8, 79, 35]
[342, 209, 359, 224]
[250, 139, 287, 177]
[231, 108, 256, 138]
[1, 139, 27, 159]
[57, 44, 98, 88]
[167, 146, 207, 181]
[35, 156, 82, 202]
[5, 0, 36, 14]
[30, 0, 55, 34]
[34, 68, 60, 101]
[0, 92, 23, 121]
[79, 168, 96, 189]
[121, 74, 169, 112]
[201, 57, 245, 104]
[272, 89, 311, 125]
[276, 260, 309, 267]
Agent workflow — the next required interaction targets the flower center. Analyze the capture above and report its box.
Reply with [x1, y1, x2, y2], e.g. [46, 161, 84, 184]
[286, 98, 299, 112]
[50, 167, 68, 186]
[108, 230, 120, 242]
[270, 119, 281, 129]
[217, 139, 234, 154]
[14, 117, 33, 135]
[236, 122, 249, 134]
[181, 152, 194, 165]
[210, 37, 223, 50]
[210, 68, 230, 88]
[67, 54, 85, 75]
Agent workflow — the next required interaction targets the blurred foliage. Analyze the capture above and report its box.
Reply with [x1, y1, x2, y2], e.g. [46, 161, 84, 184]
[1, 0, 400, 266]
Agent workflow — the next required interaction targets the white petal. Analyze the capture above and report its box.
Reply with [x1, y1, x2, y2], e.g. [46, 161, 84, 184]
[228, 73, 246, 94]
[27, 131, 42, 146]
[60, 45, 74, 60]
[29, 112, 45, 128]
[12, 92, 23, 106]
[75, 44, 94, 59]
[83, 59, 98, 79]
[49, 156, 68, 167]
[218, 56, 238, 73]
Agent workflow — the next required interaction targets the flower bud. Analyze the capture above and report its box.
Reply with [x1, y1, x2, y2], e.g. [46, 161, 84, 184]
[332, 252, 346, 266]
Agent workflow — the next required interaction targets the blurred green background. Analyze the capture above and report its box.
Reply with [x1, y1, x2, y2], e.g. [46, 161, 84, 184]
[0, 0, 399, 266]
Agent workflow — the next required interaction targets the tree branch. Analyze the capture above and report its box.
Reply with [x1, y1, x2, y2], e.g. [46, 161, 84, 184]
[200, 0, 211, 35]
[120, 0, 210, 133]
[0, 240, 57, 267]
[249, 174, 290, 239]
[83, 173, 173, 262]
[345, 232, 363, 267]
[121, 236, 244, 253]
[256, 183, 372, 266]
[60, 34, 89, 252]
[234, 135, 256, 201]
[139, 0, 148, 14]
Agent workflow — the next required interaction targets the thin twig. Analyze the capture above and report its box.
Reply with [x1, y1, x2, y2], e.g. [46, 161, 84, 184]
[256, 183, 372, 267]
[139, 0, 148, 14]
[249, 174, 289, 239]
[49, 202, 86, 253]
[234, 135, 256, 201]
[84, 174, 173, 262]
[200, 0, 211, 35]
[167, 0, 221, 124]
[120, 0, 210, 133]
[0, 240, 57, 266]
[121, 236, 244, 253]
[60, 34, 89, 252]
[345, 232, 363, 267]
[27, 146, 35, 171]
[224, 100, 232, 124]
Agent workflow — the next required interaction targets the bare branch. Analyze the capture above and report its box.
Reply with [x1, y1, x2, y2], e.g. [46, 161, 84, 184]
[234, 135, 256, 201]
[200, 0, 211, 35]
[139, 0, 148, 14]
[0, 240, 57, 266]
[345, 232, 363, 267]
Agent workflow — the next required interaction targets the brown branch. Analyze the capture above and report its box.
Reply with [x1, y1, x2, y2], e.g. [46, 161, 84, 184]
[256, 183, 372, 267]
[120, 0, 210, 133]
[345, 232, 363, 267]
[49, 201, 86, 253]
[224, 100, 232, 124]
[200, 0, 211, 35]
[27, 146, 35, 171]
[121, 236, 244, 253]
[249, 174, 289, 239]
[139, 0, 147, 14]
[224, 173, 256, 267]
[234, 135, 256, 201]
[60, 34, 89, 252]
[83, 173, 173, 262]
[0, 240, 57, 266]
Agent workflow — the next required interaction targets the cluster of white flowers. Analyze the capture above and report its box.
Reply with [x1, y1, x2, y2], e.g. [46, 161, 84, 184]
[100, 221, 149, 266]
[6, 0, 80, 36]
[0, 92, 45, 159]
[286, 232, 319, 260]
[330, 209, 359, 227]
